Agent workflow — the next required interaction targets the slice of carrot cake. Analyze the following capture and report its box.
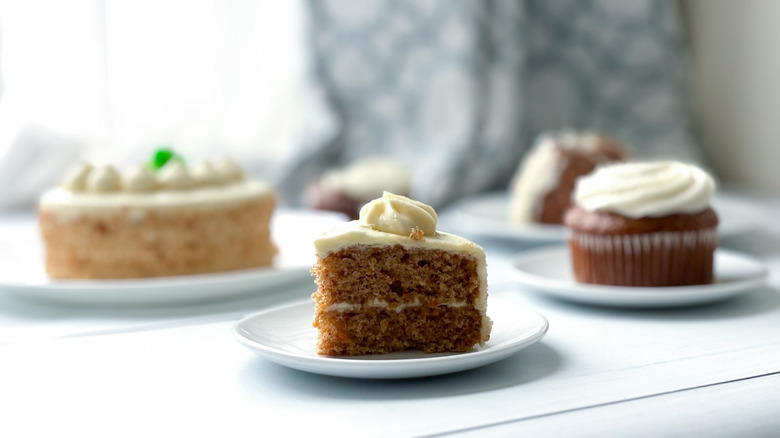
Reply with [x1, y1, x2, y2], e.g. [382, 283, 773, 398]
[311, 192, 491, 356]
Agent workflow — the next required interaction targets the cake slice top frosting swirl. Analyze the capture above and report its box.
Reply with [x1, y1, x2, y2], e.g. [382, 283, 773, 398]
[359, 192, 437, 237]
[572, 161, 715, 218]
[314, 192, 483, 259]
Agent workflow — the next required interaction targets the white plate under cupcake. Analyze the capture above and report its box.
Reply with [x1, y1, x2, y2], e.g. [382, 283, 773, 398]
[509, 246, 768, 308]
[442, 192, 763, 244]
[233, 294, 549, 379]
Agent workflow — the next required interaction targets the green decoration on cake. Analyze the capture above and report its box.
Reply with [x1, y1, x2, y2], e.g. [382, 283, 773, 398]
[150, 147, 185, 171]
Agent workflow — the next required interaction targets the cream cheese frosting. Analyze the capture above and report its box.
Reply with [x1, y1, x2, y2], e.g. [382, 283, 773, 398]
[123, 165, 157, 192]
[314, 192, 478, 258]
[55, 158, 248, 196]
[507, 136, 563, 223]
[324, 297, 469, 313]
[213, 158, 245, 182]
[158, 161, 196, 190]
[573, 161, 715, 218]
[40, 180, 273, 216]
[191, 161, 226, 186]
[359, 192, 437, 236]
[314, 220, 486, 261]
[86, 165, 121, 193]
[40, 158, 273, 221]
[61, 163, 93, 191]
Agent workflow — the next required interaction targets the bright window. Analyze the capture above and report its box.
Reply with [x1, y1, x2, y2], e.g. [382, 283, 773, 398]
[0, 0, 303, 169]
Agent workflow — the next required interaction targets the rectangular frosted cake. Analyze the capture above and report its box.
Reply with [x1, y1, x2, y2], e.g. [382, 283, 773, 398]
[311, 192, 491, 355]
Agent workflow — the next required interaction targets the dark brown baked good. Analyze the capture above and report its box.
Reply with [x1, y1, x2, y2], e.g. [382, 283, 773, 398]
[307, 180, 364, 220]
[508, 131, 628, 225]
[565, 206, 719, 286]
[308, 159, 411, 220]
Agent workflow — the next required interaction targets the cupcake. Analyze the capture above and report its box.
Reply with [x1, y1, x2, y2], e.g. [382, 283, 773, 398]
[564, 161, 719, 287]
[307, 158, 411, 220]
[508, 131, 629, 225]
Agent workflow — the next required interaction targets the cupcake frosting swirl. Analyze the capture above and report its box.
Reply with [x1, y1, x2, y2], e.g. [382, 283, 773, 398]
[359, 192, 437, 237]
[573, 161, 715, 218]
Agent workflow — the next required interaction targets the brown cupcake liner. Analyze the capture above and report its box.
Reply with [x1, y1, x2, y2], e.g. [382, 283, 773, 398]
[569, 228, 717, 287]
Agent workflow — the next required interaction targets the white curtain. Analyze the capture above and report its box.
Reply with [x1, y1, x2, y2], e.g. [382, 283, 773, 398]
[0, 0, 303, 208]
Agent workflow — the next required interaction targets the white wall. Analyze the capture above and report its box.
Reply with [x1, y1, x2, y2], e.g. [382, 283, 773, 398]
[684, 0, 780, 192]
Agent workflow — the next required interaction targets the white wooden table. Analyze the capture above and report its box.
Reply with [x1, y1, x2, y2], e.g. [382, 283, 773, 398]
[1, 193, 779, 437]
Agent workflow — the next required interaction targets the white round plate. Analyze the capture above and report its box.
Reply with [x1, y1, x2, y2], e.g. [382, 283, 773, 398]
[233, 295, 549, 379]
[509, 246, 768, 308]
[443, 193, 565, 242]
[443, 192, 762, 243]
[0, 265, 312, 306]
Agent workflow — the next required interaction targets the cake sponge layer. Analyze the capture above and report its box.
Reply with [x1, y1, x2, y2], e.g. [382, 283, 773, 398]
[312, 244, 489, 355]
[39, 195, 276, 279]
[314, 307, 485, 355]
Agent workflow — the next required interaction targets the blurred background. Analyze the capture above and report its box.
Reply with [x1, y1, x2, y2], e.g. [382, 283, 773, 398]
[0, 0, 776, 210]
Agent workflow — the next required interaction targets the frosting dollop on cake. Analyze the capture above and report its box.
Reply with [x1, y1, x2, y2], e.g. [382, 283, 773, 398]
[214, 158, 245, 182]
[53, 158, 252, 195]
[40, 157, 273, 218]
[314, 193, 483, 261]
[86, 165, 121, 193]
[359, 192, 437, 237]
[573, 161, 715, 218]
[158, 161, 196, 189]
[124, 165, 157, 192]
[61, 163, 93, 191]
[192, 162, 224, 185]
